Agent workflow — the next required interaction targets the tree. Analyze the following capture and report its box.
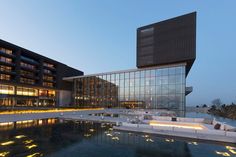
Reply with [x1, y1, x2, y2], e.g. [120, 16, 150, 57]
[202, 104, 207, 108]
[212, 98, 222, 108]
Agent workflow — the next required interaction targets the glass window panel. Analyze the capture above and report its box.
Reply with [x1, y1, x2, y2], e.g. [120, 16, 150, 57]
[135, 78, 140, 86]
[111, 74, 115, 80]
[106, 74, 110, 82]
[145, 86, 150, 94]
[140, 77, 145, 86]
[161, 68, 168, 75]
[156, 86, 161, 95]
[161, 85, 168, 95]
[120, 73, 124, 80]
[125, 79, 129, 87]
[150, 77, 155, 86]
[156, 77, 161, 85]
[120, 80, 124, 88]
[141, 71, 145, 77]
[130, 78, 134, 86]
[156, 69, 161, 77]
[176, 74, 184, 84]
[168, 75, 176, 84]
[168, 84, 175, 94]
[130, 72, 134, 79]
[145, 70, 151, 78]
[151, 70, 155, 77]
[140, 87, 144, 95]
[116, 74, 119, 80]
[168, 67, 176, 75]
[176, 66, 183, 74]
[161, 76, 168, 84]
[135, 71, 140, 78]
[150, 86, 155, 94]
[125, 72, 129, 79]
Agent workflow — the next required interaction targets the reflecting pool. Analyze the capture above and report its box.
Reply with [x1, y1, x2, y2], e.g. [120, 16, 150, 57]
[0, 118, 236, 157]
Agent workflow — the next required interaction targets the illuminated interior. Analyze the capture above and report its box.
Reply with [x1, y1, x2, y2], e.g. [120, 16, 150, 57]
[0, 84, 14, 95]
[0, 84, 57, 107]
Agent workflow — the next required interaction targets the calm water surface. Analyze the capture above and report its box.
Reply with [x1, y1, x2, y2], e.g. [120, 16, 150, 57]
[0, 113, 236, 157]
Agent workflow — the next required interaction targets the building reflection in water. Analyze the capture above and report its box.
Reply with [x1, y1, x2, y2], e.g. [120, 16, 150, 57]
[0, 120, 235, 157]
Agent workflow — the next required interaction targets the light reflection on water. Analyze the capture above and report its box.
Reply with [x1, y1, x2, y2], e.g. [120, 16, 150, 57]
[0, 113, 235, 157]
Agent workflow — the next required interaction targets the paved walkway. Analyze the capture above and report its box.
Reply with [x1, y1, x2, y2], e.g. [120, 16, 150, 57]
[0, 109, 105, 123]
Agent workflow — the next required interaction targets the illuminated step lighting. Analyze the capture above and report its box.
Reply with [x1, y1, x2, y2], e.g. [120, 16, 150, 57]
[84, 134, 91, 137]
[24, 140, 34, 144]
[0, 141, 14, 146]
[142, 135, 149, 138]
[165, 139, 174, 143]
[106, 133, 113, 137]
[188, 141, 198, 145]
[89, 129, 95, 132]
[146, 138, 154, 142]
[111, 136, 119, 141]
[215, 151, 231, 157]
[26, 152, 43, 157]
[0, 151, 10, 157]
[149, 122, 203, 130]
[226, 146, 236, 155]
[26, 144, 37, 149]
[15, 135, 26, 139]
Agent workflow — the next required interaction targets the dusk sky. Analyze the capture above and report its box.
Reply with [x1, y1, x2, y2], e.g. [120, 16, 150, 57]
[0, 1, 235, 106]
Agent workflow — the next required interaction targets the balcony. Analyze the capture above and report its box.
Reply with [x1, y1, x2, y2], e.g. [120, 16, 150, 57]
[185, 86, 193, 96]
[43, 63, 56, 71]
[20, 56, 39, 65]
[0, 50, 15, 58]
[0, 60, 15, 67]
[0, 69, 16, 76]
[20, 73, 39, 80]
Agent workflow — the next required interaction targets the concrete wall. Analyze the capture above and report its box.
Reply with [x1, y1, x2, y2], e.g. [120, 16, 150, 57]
[58, 90, 72, 107]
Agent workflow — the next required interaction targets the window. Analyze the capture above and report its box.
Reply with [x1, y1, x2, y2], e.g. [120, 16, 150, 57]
[20, 77, 35, 85]
[140, 36, 154, 46]
[0, 84, 14, 95]
[0, 65, 12, 72]
[20, 70, 34, 77]
[0, 47, 13, 55]
[20, 62, 35, 70]
[0, 56, 12, 63]
[21, 56, 38, 64]
[140, 27, 154, 37]
[16, 87, 38, 96]
[39, 89, 55, 97]
[43, 75, 54, 81]
[43, 62, 55, 69]
[0, 74, 11, 80]
[43, 82, 53, 87]
[44, 69, 52, 74]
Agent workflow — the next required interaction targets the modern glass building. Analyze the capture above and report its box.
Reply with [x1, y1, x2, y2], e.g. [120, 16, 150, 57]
[0, 12, 196, 115]
[68, 64, 186, 113]
[64, 12, 196, 116]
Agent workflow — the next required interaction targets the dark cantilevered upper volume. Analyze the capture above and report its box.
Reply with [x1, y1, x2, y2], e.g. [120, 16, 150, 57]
[137, 12, 196, 75]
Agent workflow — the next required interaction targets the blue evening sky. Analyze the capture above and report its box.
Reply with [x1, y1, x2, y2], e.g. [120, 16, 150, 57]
[0, 1, 235, 106]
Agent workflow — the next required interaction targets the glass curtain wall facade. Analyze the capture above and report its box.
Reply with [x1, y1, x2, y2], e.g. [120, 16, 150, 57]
[73, 64, 186, 114]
